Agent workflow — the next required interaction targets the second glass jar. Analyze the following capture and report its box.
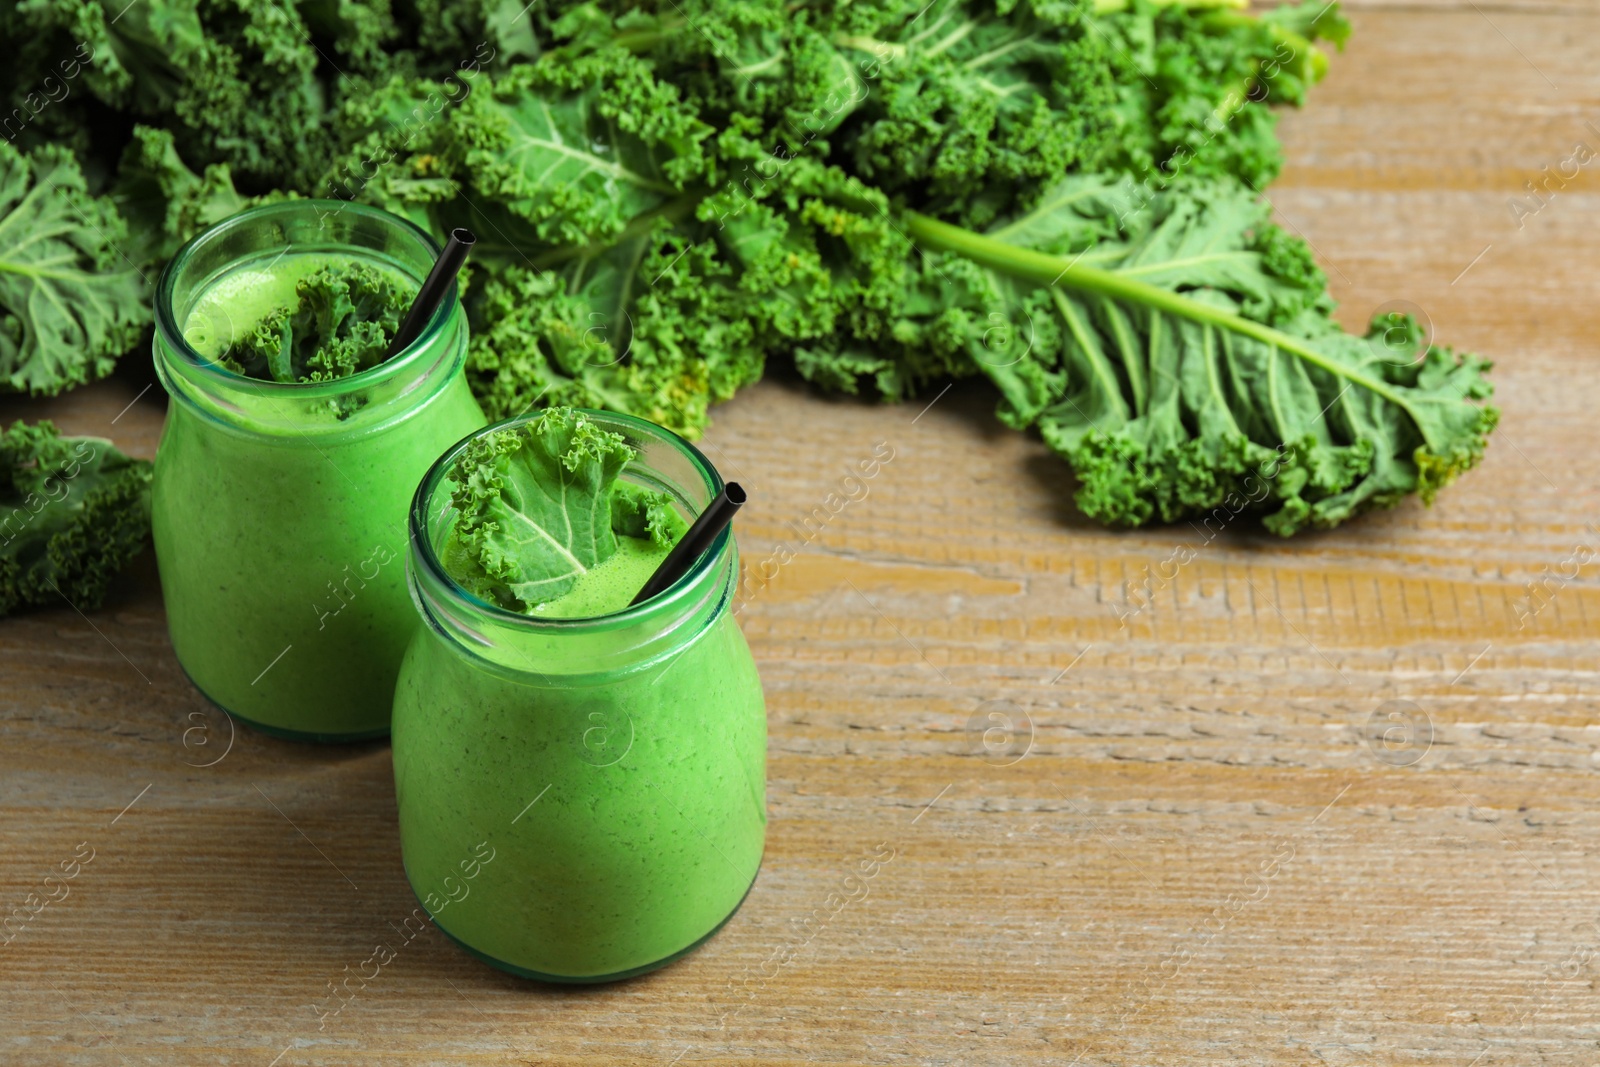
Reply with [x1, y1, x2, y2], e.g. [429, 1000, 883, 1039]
[391, 411, 767, 982]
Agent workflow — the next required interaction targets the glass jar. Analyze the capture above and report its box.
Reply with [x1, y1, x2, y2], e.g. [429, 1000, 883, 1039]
[152, 200, 486, 741]
[392, 411, 767, 982]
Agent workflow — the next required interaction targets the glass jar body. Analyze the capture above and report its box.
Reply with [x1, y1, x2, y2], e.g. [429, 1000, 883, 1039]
[153, 380, 483, 738]
[151, 201, 487, 740]
[392, 600, 766, 981]
[391, 410, 767, 981]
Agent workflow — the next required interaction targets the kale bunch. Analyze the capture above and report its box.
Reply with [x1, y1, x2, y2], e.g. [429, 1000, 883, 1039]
[0, 0, 1498, 542]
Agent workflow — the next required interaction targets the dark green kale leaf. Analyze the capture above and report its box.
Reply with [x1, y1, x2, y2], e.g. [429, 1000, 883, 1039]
[323, 73, 469, 226]
[218, 264, 411, 383]
[111, 125, 257, 270]
[404, 0, 540, 70]
[0, 420, 152, 616]
[465, 126, 911, 437]
[832, 0, 1118, 227]
[1089, 0, 1350, 192]
[611, 479, 689, 547]
[8, 0, 335, 190]
[450, 51, 713, 247]
[585, 0, 868, 145]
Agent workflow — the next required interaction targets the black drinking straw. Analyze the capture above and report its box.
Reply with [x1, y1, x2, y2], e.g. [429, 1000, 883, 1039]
[386, 228, 476, 358]
[630, 483, 747, 606]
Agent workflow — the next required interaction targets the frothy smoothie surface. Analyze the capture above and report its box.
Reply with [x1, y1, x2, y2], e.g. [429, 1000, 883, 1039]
[440, 408, 688, 617]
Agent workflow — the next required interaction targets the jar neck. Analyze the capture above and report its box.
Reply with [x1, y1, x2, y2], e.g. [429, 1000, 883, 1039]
[152, 199, 464, 439]
[405, 409, 734, 682]
[409, 533, 737, 683]
[155, 312, 466, 439]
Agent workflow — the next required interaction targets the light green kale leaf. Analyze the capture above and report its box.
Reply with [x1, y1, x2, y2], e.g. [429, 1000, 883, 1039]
[0, 141, 150, 396]
[902, 174, 1497, 535]
[448, 407, 636, 610]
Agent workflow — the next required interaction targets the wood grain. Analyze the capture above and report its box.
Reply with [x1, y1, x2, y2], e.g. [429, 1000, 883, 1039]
[3, 4, 1597, 1064]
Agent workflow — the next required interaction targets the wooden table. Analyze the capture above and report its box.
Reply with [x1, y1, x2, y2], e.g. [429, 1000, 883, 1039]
[3, 3, 1594, 1062]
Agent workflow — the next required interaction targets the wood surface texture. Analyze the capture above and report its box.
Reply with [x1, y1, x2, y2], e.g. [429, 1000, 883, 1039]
[2, 3, 1596, 1064]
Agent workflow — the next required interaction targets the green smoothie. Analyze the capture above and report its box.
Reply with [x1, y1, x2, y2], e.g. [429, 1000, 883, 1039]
[528, 537, 666, 618]
[391, 409, 766, 980]
[153, 210, 487, 741]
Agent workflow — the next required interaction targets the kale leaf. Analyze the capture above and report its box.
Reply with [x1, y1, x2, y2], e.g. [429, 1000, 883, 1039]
[447, 407, 638, 611]
[217, 264, 412, 383]
[899, 178, 1496, 534]
[611, 479, 690, 548]
[0, 421, 152, 616]
[111, 125, 256, 270]
[0, 142, 150, 397]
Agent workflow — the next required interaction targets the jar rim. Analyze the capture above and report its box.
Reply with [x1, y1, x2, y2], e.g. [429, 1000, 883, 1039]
[409, 409, 731, 633]
[153, 199, 456, 398]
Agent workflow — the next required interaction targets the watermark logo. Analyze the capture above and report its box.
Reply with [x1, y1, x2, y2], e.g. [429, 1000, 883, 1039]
[578, 708, 633, 768]
[1365, 300, 1433, 365]
[974, 310, 1036, 370]
[1512, 540, 1594, 630]
[2, 842, 95, 948]
[1509, 135, 1596, 231]
[313, 543, 398, 630]
[1363, 699, 1433, 767]
[732, 441, 895, 616]
[3, 42, 94, 144]
[579, 310, 632, 368]
[966, 698, 1033, 767]
[180, 707, 235, 768]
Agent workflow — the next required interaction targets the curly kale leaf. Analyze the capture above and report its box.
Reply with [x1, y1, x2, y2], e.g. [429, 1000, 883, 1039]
[575, 0, 867, 144]
[832, 0, 1118, 227]
[452, 52, 713, 247]
[901, 177, 1496, 535]
[1090, 0, 1350, 191]
[323, 73, 470, 226]
[404, 0, 540, 70]
[218, 264, 412, 383]
[111, 125, 256, 269]
[610, 479, 689, 548]
[0, 141, 150, 396]
[10, 0, 334, 190]
[0, 420, 152, 616]
[466, 127, 910, 437]
[446, 407, 637, 610]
